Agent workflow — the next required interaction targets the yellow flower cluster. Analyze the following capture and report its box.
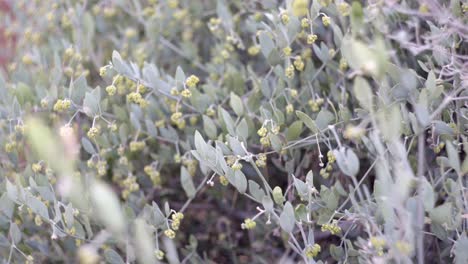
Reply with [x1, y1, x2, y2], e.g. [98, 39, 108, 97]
[129, 141, 146, 152]
[308, 98, 324, 112]
[241, 218, 256, 230]
[293, 56, 305, 71]
[87, 127, 100, 139]
[106, 85, 117, 96]
[185, 75, 200, 88]
[343, 125, 365, 140]
[285, 65, 295, 79]
[248, 45, 261, 56]
[144, 165, 161, 186]
[171, 212, 184, 231]
[255, 153, 267, 168]
[280, 13, 290, 24]
[127, 92, 147, 107]
[96, 161, 107, 176]
[321, 221, 341, 235]
[370, 236, 386, 256]
[286, 104, 294, 115]
[338, 3, 350, 16]
[53, 99, 72, 112]
[155, 250, 165, 260]
[219, 175, 229, 186]
[304, 244, 321, 258]
[231, 162, 243, 171]
[434, 142, 445, 154]
[121, 176, 139, 199]
[339, 58, 348, 71]
[322, 15, 331, 27]
[283, 46, 292, 56]
[307, 34, 318, 44]
[164, 229, 176, 239]
[301, 18, 309, 29]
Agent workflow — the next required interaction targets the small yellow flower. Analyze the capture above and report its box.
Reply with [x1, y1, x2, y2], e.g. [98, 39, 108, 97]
[87, 127, 100, 139]
[155, 250, 165, 260]
[185, 75, 200, 88]
[257, 126, 268, 137]
[293, 56, 305, 71]
[164, 229, 176, 239]
[283, 46, 292, 56]
[292, 0, 309, 17]
[338, 2, 350, 16]
[285, 65, 295, 79]
[231, 162, 243, 171]
[106, 85, 117, 96]
[248, 45, 261, 56]
[286, 104, 294, 114]
[219, 175, 229, 186]
[322, 15, 331, 27]
[301, 18, 309, 28]
[290, 89, 298, 98]
[241, 218, 256, 229]
[304, 244, 321, 258]
[181, 89, 192, 98]
[280, 13, 290, 24]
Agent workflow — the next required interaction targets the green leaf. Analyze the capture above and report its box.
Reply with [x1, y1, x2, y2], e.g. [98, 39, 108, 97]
[220, 108, 235, 135]
[334, 147, 360, 177]
[90, 181, 125, 234]
[259, 31, 275, 57]
[353, 77, 373, 110]
[315, 110, 334, 131]
[248, 180, 265, 202]
[446, 141, 461, 174]
[421, 178, 435, 211]
[453, 234, 468, 264]
[134, 219, 156, 264]
[286, 120, 303, 141]
[279, 202, 295, 233]
[81, 137, 96, 154]
[26, 194, 49, 219]
[296, 111, 317, 133]
[230, 92, 244, 116]
[429, 202, 452, 226]
[181, 166, 196, 198]
[203, 115, 217, 139]
[9, 222, 21, 244]
[234, 170, 248, 194]
[83, 91, 100, 117]
[104, 249, 125, 264]
[236, 118, 249, 140]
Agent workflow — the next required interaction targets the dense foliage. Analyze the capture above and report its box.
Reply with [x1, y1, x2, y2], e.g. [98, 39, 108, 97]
[0, 0, 467, 263]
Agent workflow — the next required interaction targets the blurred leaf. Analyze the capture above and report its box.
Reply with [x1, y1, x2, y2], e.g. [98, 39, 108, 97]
[334, 147, 360, 177]
[280, 202, 295, 233]
[446, 141, 461, 174]
[286, 120, 303, 141]
[353, 77, 373, 111]
[90, 181, 125, 234]
[81, 137, 96, 154]
[10, 222, 21, 244]
[202, 115, 217, 139]
[134, 219, 156, 264]
[181, 167, 196, 198]
[230, 92, 244, 116]
[296, 111, 317, 133]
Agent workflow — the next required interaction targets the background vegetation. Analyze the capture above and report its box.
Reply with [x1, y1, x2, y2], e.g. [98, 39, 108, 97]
[0, 0, 467, 263]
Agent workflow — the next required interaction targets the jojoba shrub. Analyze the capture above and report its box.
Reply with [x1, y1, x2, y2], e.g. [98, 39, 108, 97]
[0, 0, 467, 263]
